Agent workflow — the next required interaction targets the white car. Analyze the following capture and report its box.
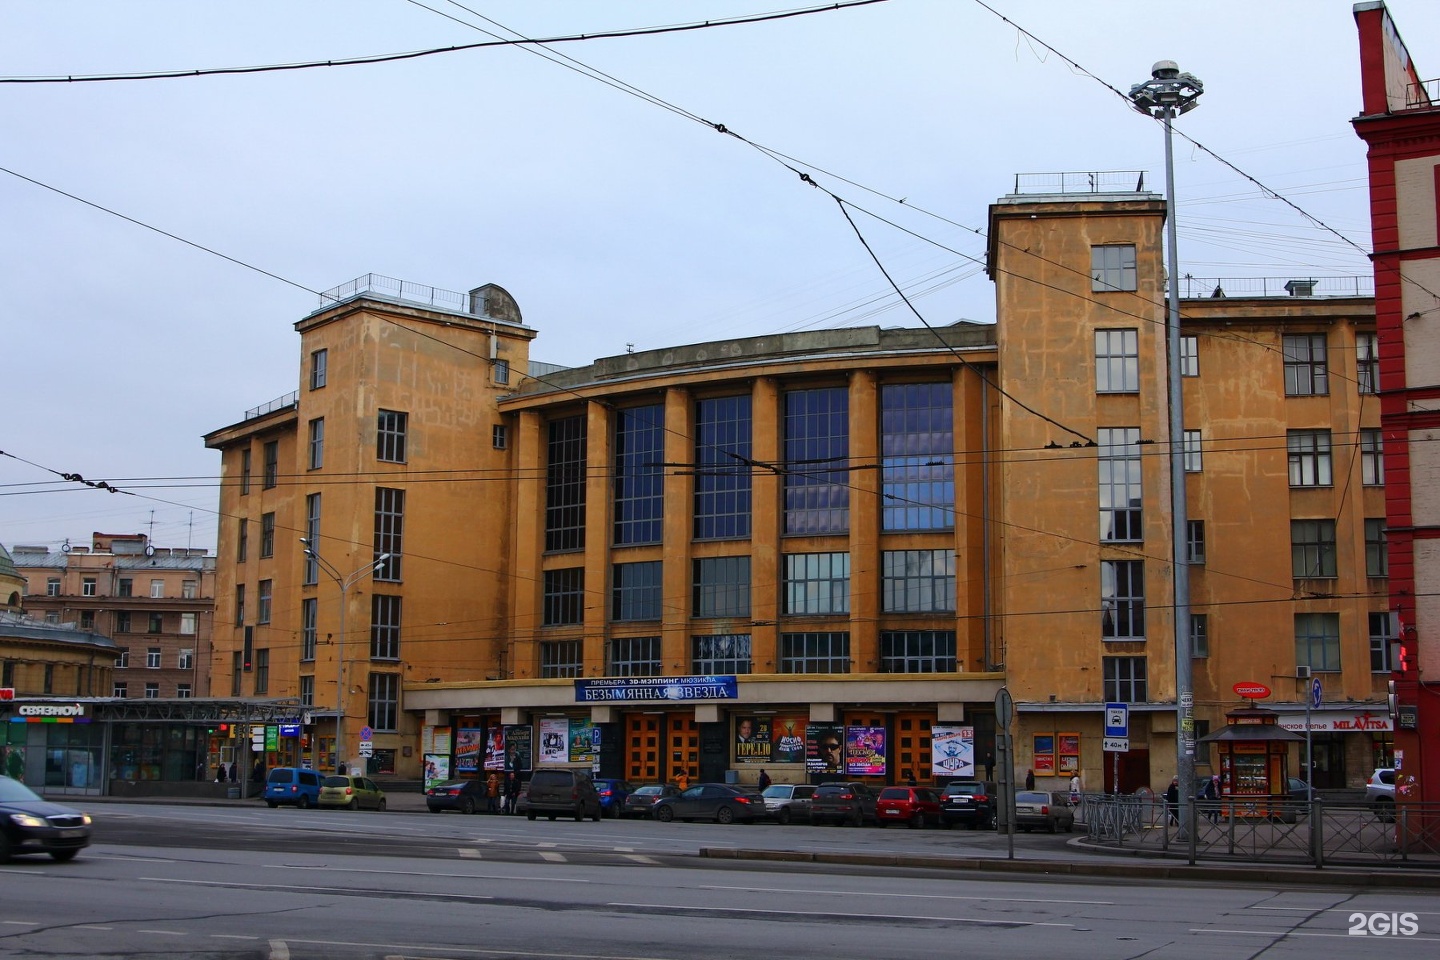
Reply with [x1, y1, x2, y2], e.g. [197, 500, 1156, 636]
[1365, 768, 1395, 821]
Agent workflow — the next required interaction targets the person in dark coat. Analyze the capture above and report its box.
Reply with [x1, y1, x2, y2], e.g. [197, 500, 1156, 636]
[252, 760, 265, 784]
[1024, 769, 1035, 791]
[215, 761, 227, 783]
[757, 769, 772, 792]
[1164, 777, 1181, 825]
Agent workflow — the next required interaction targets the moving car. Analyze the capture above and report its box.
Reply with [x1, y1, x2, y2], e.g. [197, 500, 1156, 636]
[525, 768, 601, 822]
[1014, 790, 1074, 833]
[318, 775, 387, 810]
[426, 779, 486, 814]
[621, 783, 678, 819]
[652, 783, 765, 824]
[593, 778, 632, 819]
[938, 780, 997, 829]
[875, 786, 942, 828]
[809, 781, 879, 827]
[0, 776, 91, 863]
[264, 767, 323, 809]
[761, 783, 816, 824]
[1366, 767, 1395, 821]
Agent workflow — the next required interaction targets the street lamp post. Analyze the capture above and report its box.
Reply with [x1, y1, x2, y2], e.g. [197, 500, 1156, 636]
[1129, 61, 1203, 832]
[300, 538, 390, 775]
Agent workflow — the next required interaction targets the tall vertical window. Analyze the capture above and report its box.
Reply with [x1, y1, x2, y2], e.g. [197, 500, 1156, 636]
[114, 681, 128, 698]
[260, 512, 275, 558]
[82, 577, 97, 597]
[368, 673, 399, 731]
[310, 348, 327, 390]
[1091, 244, 1137, 292]
[1291, 520, 1337, 578]
[1369, 611, 1394, 673]
[613, 405, 665, 545]
[308, 417, 325, 470]
[303, 493, 321, 585]
[1180, 335, 1199, 377]
[693, 557, 751, 618]
[785, 387, 850, 534]
[150, 579, 164, 599]
[231, 653, 242, 696]
[79, 611, 95, 630]
[178, 648, 193, 669]
[257, 579, 273, 624]
[182, 580, 197, 599]
[116, 647, 129, 668]
[881, 383, 953, 531]
[545, 415, 587, 552]
[1190, 614, 1209, 658]
[116, 612, 131, 633]
[692, 634, 751, 674]
[1356, 333, 1379, 394]
[694, 395, 752, 539]
[783, 553, 851, 616]
[1283, 333, 1329, 396]
[240, 447, 252, 495]
[300, 674, 315, 707]
[371, 594, 402, 659]
[492, 424, 508, 450]
[118, 578, 133, 597]
[540, 640, 583, 679]
[1098, 427, 1143, 542]
[145, 682, 159, 699]
[234, 584, 246, 626]
[1287, 430, 1333, 487]
[1095, 329, 1140, 392]
[1360, 429, 1384, 485]
[881, 550, 956, 613]
[779, 632, 851, 673]
[1295, 612, 1341, 673]
[1101, 560, 1145, 639]
[148, 612, 163, 633]
[374, 487, 405, 580]
[1187, 520, 1206, 564]
[1103, 656, 1148, 701]
[180, 613, 198, 637]
[263, 441, 278, 489]
[543, 568, 585, 626]
[46, 578, 60, 597]
[612, 561, 663, 621]
[1183, 429, 1203, 472]
[879, 630, 957, 673]
[1365, 518, 1388, 578]
[607, 636, 661, 677]
[493, 358, 511, 385]
[146, 647, 162, 669]
[377, 409, 408, 463]
[237, 518, 248, 562]
[301, 597, 317, 661]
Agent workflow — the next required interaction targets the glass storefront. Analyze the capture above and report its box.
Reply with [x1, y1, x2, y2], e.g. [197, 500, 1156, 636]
[110, 723, 204, 782]
[44, 724, 105, 790]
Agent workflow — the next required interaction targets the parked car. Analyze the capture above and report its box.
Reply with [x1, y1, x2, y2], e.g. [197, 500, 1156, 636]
[593, 778, 632, 818]
[761, 783, 816, 824]
[938, 780, 997, 829]
[652, 783, 765, 824]
[621, 783, 679, 819]
[1366, 767, 1395, 821]
[264, 767, 323, 809]
[809, 781, 879, 827]
[513, 781, 530, 816]
[0, 776, 91, 863]
[875, 786, 942, 828]
[525, 768, 602, 822]
[318, 775, 387, 811]
[1014, 790, 1074, 833]
[426, 779, 486, 814]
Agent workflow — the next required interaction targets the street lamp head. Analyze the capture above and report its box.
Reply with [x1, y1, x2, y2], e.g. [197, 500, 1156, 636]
[1129, 60, 1203, 118]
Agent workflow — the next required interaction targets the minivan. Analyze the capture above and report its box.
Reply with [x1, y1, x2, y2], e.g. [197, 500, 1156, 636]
[264, 766, 323, 808]
[525, 768, 602, 821]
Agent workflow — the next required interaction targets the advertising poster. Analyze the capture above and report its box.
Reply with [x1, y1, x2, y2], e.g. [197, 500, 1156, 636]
[432, 726, 453, 756]
[423, 753, 450, 788]
[456, 727, 483, 774]
[930, 725, 975, 778]
[569, 718, 597, 764]
[772, 716, 807, 764]
[503, 725, 532, 772]
[483, 725, 506, 772]
[846, 726, 886, 776]
[807, 725, 845, 775]
[539, 718, 569, 763]
[734, 716, 771, 764]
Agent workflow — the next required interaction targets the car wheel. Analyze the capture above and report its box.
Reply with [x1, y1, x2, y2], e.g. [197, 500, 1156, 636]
[849, 810, 862, 828]
[716, 806, 736, 825]
[297, 794, 310, 810]
[656, 805, 675, 823]
[49, 849, 79, 863]
[0, 834, 11, 864]
[376, 799, 387, 812]
[460, 797, 476, 815]
[526, 811, 537, 821]
[266, 801, 278, 809]
[1047, 819, 1057, 834]
[574, 805, 585, 822]
[348, 798, 360, 811]
[777, 807, 791, 825]
[591, 806, 602, 823]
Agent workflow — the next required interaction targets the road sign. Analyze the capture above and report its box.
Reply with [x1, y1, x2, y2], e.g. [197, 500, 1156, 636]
[1104, 702, 1129, 738]
[1103, 737, 1129, 753]
[357, 741, 374, 758]
[359, 726, 374, 742]
[1311, 677, 1323, 710]
[994, 688, 1013, 728]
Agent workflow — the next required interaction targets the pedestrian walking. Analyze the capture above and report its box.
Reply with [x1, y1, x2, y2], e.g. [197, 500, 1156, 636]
[504, 772, 519, 814]
[1068, 773, 1081, 806]
[486, 772, 500, 813]
[215, 761, 227, 783]
[757, 769, 772, 792]
[1201, 774, 1220, 823]
[1165, 777, 1181, 826]
[676, 769, 691, 792]
[1024, 768, 1035, 791]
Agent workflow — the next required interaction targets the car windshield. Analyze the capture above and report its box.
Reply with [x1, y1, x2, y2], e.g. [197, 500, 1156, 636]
[944, 784, 979, 795]
[761, 786, 787, 798]
[323, 776, 351, 787]
[632, 785, 663, 796]
[0, 776, 42, 802]
[1015, 791, 1047, 803]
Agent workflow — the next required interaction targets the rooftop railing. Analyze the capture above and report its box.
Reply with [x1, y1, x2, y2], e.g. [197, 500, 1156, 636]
[317, 274, 471, 314]
[1406, 78, 1439, 109]
[244, 391, 297, 421]
[1012, 170, 1149, 195]
[1181, 276, 1373, 299]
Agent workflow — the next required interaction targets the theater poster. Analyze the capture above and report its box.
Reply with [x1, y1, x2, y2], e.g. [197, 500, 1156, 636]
[846, 726, 886, 776]
[539, 718, 569, 763]
[930, 726, 975, 778]
[456, 727, 483, 774]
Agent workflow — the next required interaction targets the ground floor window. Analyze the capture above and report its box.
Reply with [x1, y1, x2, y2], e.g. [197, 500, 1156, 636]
[110, 723, 204, 783]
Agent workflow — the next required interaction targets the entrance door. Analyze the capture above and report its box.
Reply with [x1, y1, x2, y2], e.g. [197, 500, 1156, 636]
[624, 713, 697, 784]
[1104, 749, 1150, 794]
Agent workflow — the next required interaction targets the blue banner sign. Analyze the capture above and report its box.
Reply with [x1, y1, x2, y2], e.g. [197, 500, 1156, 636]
[575, 676, 738, 703]
[278, 723, 301, 737]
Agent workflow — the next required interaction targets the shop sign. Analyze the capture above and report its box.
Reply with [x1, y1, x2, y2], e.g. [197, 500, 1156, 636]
[1232, 681, 1272, 699]
[574, 675, 738, 703]
[278, 723, 301, 738]
[17, 703, 85, 718]
[1279, 711, 1392, 733]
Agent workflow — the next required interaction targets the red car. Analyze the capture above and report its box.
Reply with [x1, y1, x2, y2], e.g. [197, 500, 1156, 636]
[875, 786, 943, 828]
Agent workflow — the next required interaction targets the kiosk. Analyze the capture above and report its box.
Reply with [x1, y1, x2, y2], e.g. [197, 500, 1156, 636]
[1197, 706, 1306, 821]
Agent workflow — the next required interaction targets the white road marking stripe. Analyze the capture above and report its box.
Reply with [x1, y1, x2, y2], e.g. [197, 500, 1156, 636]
[75, 926, 113, 931]
[1196, 928, 1440, 942]
[623, 855, 659, 864]
[538, 852, 566, 862]
[696, 884, 1111, 905]
[459, 848, 482, 858]
[266, 865, 590, 883]
[1, 921, 37, 926]
[211, 934, 261, 940]
[136, 929, 187, 936]
[269, 940, 291, 960]
[607, 902, 1073, 927]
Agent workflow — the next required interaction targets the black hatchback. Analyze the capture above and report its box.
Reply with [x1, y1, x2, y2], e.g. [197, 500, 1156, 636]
[0, 775, 92, 863]
[939, 780, 997, 829]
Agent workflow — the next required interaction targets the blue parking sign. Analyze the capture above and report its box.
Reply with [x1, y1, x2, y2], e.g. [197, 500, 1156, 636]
[1104, 702, 1129, 738]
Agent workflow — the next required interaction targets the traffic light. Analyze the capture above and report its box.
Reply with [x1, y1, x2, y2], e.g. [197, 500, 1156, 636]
[218, 723, 232, 737]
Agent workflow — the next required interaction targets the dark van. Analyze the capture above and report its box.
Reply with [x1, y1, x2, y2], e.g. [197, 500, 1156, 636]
[525, 769, 602, 822]
[264, 767, 323, 808]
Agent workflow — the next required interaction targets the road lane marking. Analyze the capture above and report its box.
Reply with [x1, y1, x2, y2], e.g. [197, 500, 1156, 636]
[607, 902, 1074, 927]
[212, 935, 261, 940]
[623, 855, 659, 864]
[269, 940, 291, 960]
[538, 852, 567, 862]
[75, 926, 113, 931]
[459, 848, 482, 858]
[696, 884, 1111, 905]
[141, 878, 493, 901]
[1196, 928, 1440, 942]
[1250, 906, 1440, 915]
[1, 921, 37, 926]
[266, 865, 589, 882]
[136, 929, 187, 936]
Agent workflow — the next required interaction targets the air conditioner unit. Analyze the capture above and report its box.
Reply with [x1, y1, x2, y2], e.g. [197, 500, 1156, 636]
[1296, 665, 1312, 680]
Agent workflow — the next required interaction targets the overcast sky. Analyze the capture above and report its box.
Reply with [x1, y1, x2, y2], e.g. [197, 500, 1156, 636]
[3, 0, 1437, 556]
